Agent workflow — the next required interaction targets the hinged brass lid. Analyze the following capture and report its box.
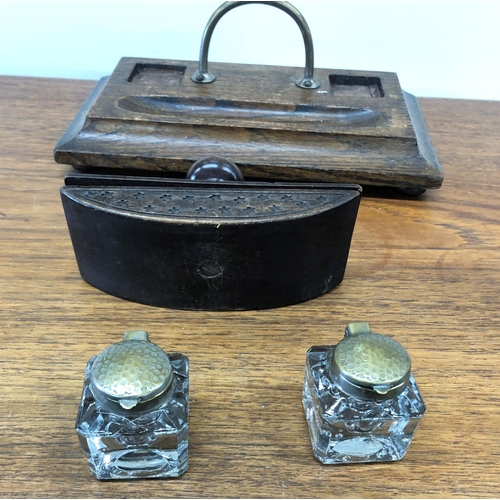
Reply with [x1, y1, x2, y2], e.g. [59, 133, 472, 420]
[332, 322, 411, 400]
[91, 330, 173, 409]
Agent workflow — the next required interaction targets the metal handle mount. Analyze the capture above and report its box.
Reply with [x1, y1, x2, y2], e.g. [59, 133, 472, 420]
[191, 1, 320, 89]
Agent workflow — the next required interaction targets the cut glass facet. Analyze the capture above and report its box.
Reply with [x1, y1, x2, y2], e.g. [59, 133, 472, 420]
[76, 352, 189, 479]
[303, 345, 425, 464]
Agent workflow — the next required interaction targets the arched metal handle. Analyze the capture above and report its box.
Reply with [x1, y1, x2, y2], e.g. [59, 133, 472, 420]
[191, 1, 321, 89]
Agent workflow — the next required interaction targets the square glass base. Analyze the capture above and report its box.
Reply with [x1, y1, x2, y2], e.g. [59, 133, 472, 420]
[303, 346, 425, 464]
[76, 353, 189, 479]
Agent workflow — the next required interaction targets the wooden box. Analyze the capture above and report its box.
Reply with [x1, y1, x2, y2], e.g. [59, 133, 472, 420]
[54, 56, 442, 193]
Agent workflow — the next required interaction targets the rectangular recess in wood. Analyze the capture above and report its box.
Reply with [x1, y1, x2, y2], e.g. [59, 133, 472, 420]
[329, 75, 384, 98]
[54, 57, 443, 193]
[127, 63, 186, 84]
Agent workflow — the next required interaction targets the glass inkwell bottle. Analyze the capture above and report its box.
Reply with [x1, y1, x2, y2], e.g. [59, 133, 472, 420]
[303, 322, 426, 464]
[75, 330, 189, 479]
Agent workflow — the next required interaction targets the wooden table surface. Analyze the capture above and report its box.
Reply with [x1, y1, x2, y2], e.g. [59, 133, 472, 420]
[1, 75, 499, 498]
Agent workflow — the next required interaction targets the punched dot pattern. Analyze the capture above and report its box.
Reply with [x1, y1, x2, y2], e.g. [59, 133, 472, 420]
[91, 341, 172, 399]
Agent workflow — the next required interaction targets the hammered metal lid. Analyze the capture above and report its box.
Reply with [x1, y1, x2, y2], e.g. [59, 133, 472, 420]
[90, 330, 173, 409]
[331, 322, 411, 400]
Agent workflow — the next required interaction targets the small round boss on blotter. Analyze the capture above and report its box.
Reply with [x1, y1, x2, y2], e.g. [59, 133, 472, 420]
[91, 330, 173, 409]
[332, 323, 411, 400]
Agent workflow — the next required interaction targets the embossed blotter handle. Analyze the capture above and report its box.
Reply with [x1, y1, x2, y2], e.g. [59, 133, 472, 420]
[191, 1, 320, 89]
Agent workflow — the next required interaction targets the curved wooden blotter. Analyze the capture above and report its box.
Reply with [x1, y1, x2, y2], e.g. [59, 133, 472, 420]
[61, 174, 361, 310]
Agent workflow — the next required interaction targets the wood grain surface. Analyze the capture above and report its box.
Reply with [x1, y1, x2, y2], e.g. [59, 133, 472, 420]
[54, 58, 442, 190]
[1, 75, 499, 498]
